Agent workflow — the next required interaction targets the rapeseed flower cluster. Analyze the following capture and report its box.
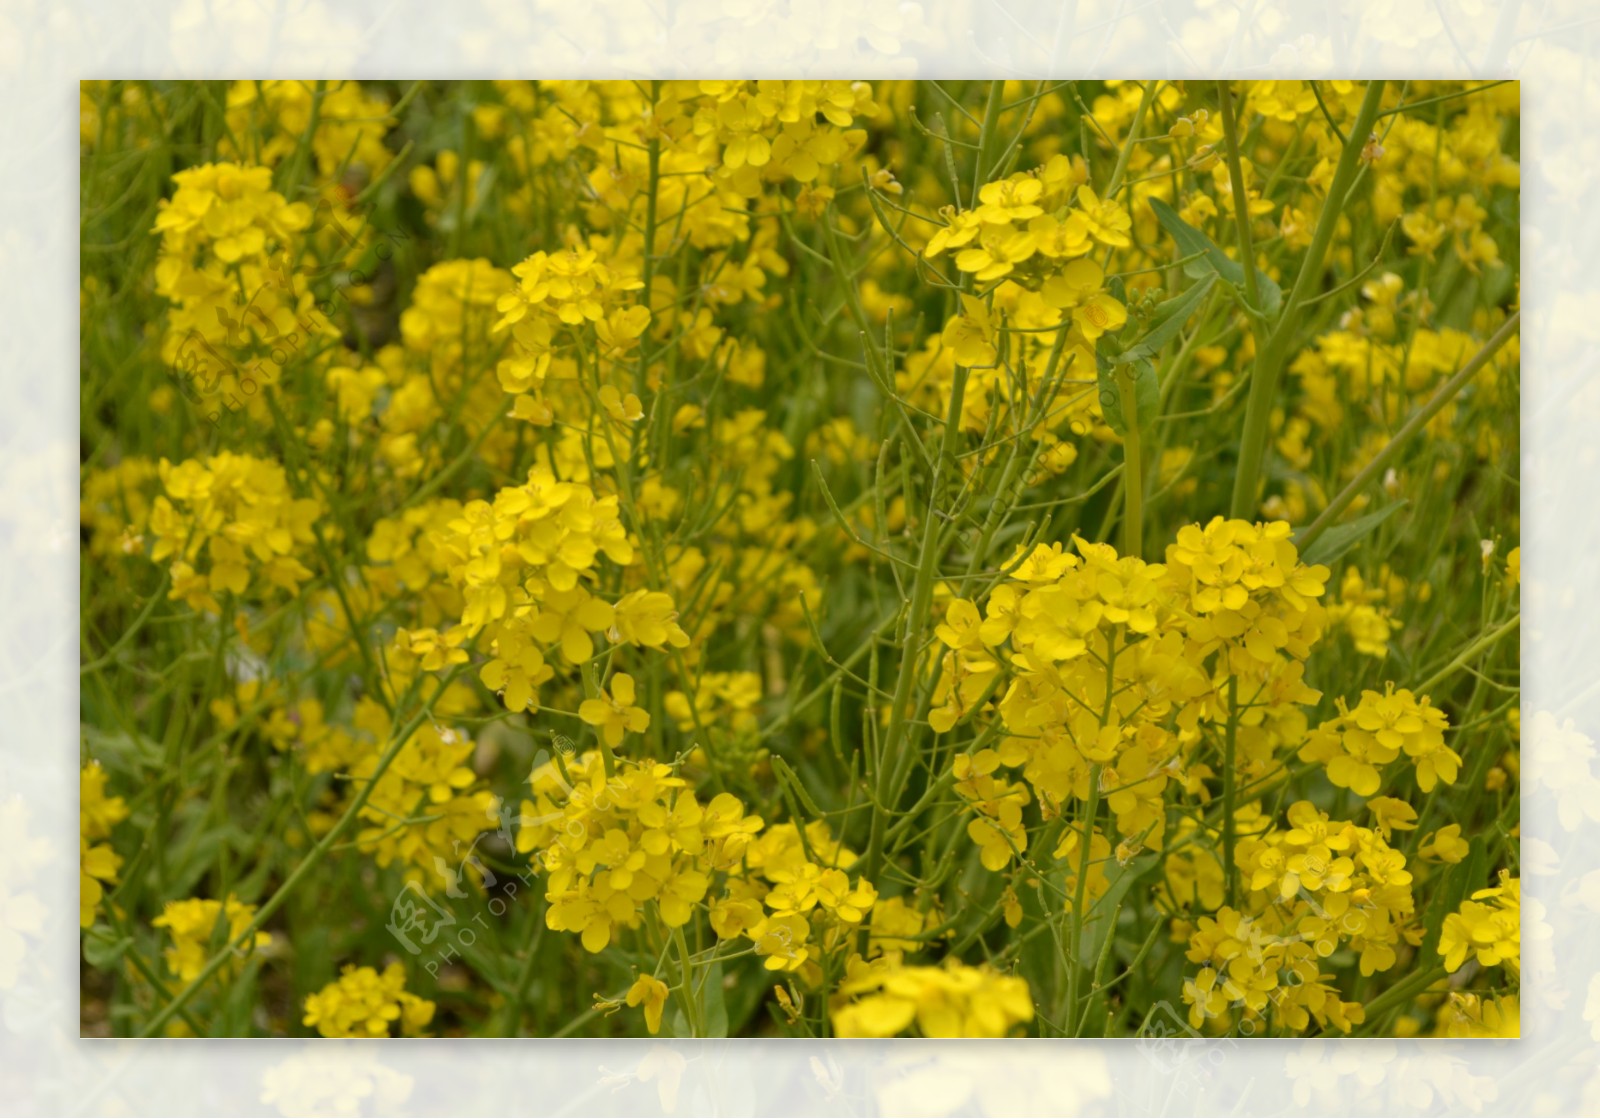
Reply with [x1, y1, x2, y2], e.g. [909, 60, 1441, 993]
[302, 963, 435, 1038]
[152, 895, 270, 983]
[221, 80, 395, 179]
[1438, 871, 1520, 976]
[515, 750, 763, 952]
[831, 959, 1034, 1038]
[349, 704, 499, 890]
[152, 162, 328, 416]
[79, 762, 126, 928]
[938, 519, 1325, 837]
[1300, 685, 1457, 796]
[148, 452, 322, 611]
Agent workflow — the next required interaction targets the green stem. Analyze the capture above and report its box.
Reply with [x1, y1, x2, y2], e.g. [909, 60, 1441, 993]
[1297, 311, 1521, 551]
[1116, 368, 1144, 558]
[1230, 80, 1387, 520]
[1065, 636, 1122, 1035]
[1356, 963, 1449, 1031]
[962, 327, 1071, 575]
[1415, 612, 1520, 696]
[80, 570, 170, 676]
[972, 81, 1007, 191]
[1074, 899, 1125, 1036]
[280, 80, 326, 200]
[137, 666, 462, 1037]
[672, 923, 702, 1038]
[448, 110, 475, 257]
[1222, 674, 1239, 908]
[580, 660, 616, 779]
[861, 366, 968, 889]
[1065, 763, 1103, 1037]
[1217, 81, 1260, 313]
[1106, 81, 1158, 199]
[496, 916, 546, 1036]
[101, 907, 208, 1037]
[636, 81, 661, 404]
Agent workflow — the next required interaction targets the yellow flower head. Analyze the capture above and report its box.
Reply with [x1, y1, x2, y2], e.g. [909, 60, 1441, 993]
[303, 962, 435, 1038]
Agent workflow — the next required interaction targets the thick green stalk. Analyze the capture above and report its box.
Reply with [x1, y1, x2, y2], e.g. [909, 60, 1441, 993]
[1066, 636, 1122, 1034]
[1357, 964, 1449, 1032]
[672, 924, 703, 1037]
[448, 110, 475, 258]
[1217, 81, 1261, 314]
[972, 81, 1007, 192]
[1116, 368, 1145, 558]
[1106, 81, 1158, 199]
[637, 80, 662, 405]
[1064, 763, 1103, 1037]
[1074, 899, 1125, 1036]
[1222, 674, 1239, 907]
[80, 570, 170, 676]
[279, 80, 326, 201]
[1415, 612, 1520, 696]
[862, 362, 969, 889]
[1297, 311, 1521, 551]
[1230, 80, 1387, 519]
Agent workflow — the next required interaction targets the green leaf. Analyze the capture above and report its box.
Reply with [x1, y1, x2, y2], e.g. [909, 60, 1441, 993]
[1421, 835, 1490, 962]
[1298, 500, 1408, 567]
[80, 726, 166, 774]
[168, 827, 233, 898]
[1254, 269, 1283, 318]
[83, 927, 132, 969]
[1076, 854, 1157, 966]
[1117, 273, 1216, 365]
[700, 959, 729, 1038]
[1097, 356, 1159, 438]
[1149, 197, 1280, 317]
[723, 960, 770, 1036]
[1150, 197, 1227, 280]
[667, 959, 729, 1038]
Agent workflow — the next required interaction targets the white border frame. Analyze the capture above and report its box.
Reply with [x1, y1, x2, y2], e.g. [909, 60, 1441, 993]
[8, 2, 1588, 1114]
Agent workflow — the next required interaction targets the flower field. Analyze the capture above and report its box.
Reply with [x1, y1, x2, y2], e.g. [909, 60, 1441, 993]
[79, 79, 1520, 1039]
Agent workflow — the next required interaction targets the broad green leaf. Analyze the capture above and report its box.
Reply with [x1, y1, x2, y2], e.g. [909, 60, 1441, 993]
[1117, 273, 1216, 365]
[1097, 356, 1159, 438]
[667, 959, 729, 1038]
[80, 726, 166, 772]
[1149, 197, 1280, 317]
[1421, 835, 1489, 962]
[724, 960, 771, 1036]
[700, 959, 729, 1038]
[1076, 854, 1158, 967]
[82, 927, 132, 969]
[1150, 196, 1228, 281]
[1255, 269, 1283, 317]
[1298, 500, 1408, 567]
